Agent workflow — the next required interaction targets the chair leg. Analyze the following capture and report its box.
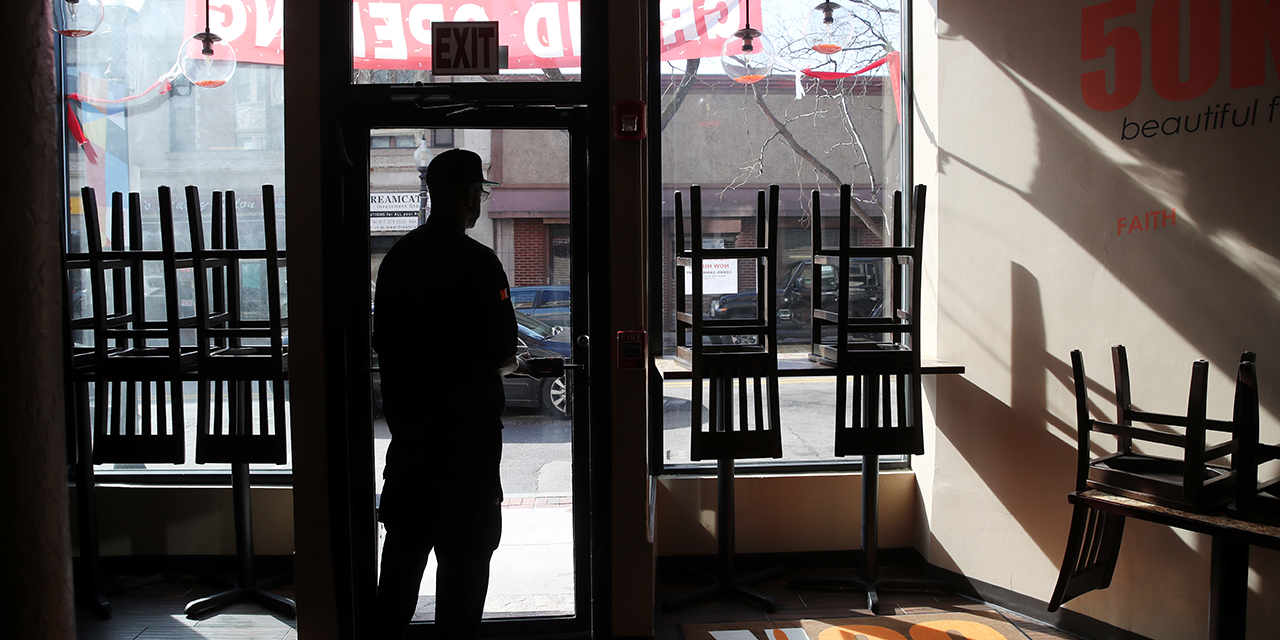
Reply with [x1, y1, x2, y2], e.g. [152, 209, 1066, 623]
[72, 381, 113, 619]
[662, 460, 780, 613]
[788, 455, 950, 614]
[185, 463, 296, 619]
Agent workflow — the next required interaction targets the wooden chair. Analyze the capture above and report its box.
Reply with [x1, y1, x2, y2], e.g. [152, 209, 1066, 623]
[789, 185, 946, 612]
[1084, 345, 1237, 511]
[810, 186, 925, 456]
[182, 185, 294, 620]
[663, 185, 783, 613]
[1049, 348, 1251, 611]
[79, 187, 196, 464]
[186, 185, 289, 466]
[1047, 349, 1128, 612]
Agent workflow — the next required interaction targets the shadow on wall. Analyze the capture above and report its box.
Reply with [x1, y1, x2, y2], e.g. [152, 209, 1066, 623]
[932, 0, 1280, 548]
[932, 264, 1087, 565]
[937, 0, 1279, 416]
[931, 263, 1226, 628]
[930, 0, 1280, 634]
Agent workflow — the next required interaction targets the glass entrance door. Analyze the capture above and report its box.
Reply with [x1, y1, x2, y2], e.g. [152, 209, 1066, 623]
[361, 121, 591, 636]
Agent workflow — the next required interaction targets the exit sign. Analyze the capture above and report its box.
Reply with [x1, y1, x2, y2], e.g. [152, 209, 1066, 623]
[432, 21, 499, 75]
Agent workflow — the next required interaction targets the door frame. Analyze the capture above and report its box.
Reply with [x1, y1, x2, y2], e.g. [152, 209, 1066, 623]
[337, 106, 606, 639]
[313, 3, 615, 635]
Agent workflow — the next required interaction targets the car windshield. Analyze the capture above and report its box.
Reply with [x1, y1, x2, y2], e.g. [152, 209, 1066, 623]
[516, 311, 562, 339]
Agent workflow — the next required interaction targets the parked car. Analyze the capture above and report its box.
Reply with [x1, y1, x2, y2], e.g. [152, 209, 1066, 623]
[511, 285, 571, 328]
[516, 311, 572, 357]
[707, 259, 883, 342]
[370, 311, 571, 418]
[504, 342, 569, 417]
[508, 312, 571, 416]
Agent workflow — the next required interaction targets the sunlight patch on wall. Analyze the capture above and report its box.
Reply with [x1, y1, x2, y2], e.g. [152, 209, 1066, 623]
[994, 60, 1195, 229]
[1208, 230, 1280, 304]
[700, 508, 717, 537]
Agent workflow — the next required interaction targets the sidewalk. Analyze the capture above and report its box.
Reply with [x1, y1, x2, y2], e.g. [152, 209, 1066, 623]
[378, 493, 577, 621]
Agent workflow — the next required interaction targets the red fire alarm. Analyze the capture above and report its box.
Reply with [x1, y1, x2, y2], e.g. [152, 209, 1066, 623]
[613, 101, 647, 140]
[616, 330, 647, 368]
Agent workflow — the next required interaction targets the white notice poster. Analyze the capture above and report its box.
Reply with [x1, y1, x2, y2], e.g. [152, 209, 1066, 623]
[683, 258, 738, 295]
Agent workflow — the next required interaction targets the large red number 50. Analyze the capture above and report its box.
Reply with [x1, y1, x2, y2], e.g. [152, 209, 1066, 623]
[1151, 0, 1220, 100]
[1231, 0, 1280, 88]
[1081, 0, 1141, 111]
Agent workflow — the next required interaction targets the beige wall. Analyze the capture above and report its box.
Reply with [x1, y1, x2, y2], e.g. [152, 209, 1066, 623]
[920, 1, 1280, 638]
[72, 487, 295, 557]
[656, 472, 920, 556]
[502, 130, 572, 185]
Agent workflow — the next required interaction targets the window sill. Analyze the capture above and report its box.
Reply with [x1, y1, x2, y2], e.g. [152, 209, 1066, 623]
[71, 468, 294, 489]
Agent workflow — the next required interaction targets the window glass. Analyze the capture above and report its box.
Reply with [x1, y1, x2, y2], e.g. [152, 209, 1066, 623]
[656, 0, 906, 469]
[61, 0, 288, 473]
[511, 288, 537, 309]
[371, 135, 416, 149]
[350, 0, 583, 84]
[541, 288, 571, 307]
[431, 128, 455, 148]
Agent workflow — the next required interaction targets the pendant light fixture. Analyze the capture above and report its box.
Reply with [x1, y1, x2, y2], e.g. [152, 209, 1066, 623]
[720, 0, 775, 84]
[53, 0, 105, 38]
[179, 0, 236, 88]
[805, 2, 854, 55]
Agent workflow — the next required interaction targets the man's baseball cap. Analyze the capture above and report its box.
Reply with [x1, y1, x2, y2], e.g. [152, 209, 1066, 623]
[425, 148, 501, 186]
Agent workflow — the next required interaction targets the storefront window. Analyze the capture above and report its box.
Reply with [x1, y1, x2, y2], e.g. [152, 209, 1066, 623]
[61, 0, 288, 474]
[654, 0, 908, 470]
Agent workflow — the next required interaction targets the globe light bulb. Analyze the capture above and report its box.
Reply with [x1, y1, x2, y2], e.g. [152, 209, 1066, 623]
[805, 2, 855, 56]
[720, 28, 775, 85]
[179, 32, 237, 88]
[53, 0, 104, 38]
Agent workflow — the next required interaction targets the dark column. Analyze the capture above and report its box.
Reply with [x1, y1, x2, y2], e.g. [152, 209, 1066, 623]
[0, 2, 76, 639]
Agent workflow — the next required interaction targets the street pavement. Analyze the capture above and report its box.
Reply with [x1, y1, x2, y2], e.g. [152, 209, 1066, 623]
[382, 492, 577, 621]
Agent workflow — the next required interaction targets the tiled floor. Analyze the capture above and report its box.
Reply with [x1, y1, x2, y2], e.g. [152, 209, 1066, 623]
[75, 565, 1080, 640]
[655, 564, 1081, 640]
[76, 574, 298, 640]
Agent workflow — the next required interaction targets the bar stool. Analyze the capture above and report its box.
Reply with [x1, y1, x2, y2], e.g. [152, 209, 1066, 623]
[789, 185, 949, 613]
[67, 187, 194, 616]
[182, 185, 295, 619]
[663, 185, 784, 612]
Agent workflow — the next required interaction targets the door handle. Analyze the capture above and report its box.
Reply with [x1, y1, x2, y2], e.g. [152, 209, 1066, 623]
[566, 334, 589, 374]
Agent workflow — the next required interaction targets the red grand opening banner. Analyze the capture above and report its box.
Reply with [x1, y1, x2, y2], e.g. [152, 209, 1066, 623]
[186, 0, 761, 70]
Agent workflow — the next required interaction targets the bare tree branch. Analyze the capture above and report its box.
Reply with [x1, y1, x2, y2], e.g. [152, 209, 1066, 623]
[660, 59, 700, 131]
[750, 84, 884, 239]
[836, 88, 881, 209]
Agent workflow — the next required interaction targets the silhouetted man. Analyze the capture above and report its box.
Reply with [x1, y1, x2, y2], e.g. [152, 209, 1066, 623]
[373, 148, 555, 640]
